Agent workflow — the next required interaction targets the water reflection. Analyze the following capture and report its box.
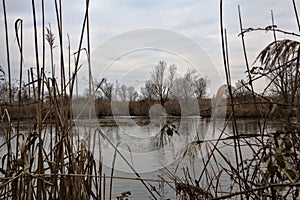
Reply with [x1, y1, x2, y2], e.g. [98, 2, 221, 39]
[0, 117, 279, 199]
[89, 116, 216, 199]
[88, 117, 214, 174]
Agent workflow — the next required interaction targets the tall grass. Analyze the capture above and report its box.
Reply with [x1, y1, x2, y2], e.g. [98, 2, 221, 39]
[0, 0, 300, 199]
[0, 0, 164, 199]
[171, 1, 300, 199]
[0, 1, 113, 199]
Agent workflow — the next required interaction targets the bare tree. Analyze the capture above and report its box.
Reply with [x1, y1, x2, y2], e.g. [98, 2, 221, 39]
[171, 69, 209, 101]
[194, 76, 209, 99]
[0, 66, 6, 101]
[141, 80, 156, 100]
[95, 78, 113, 100]
[127, 86, 138, 101]
[114, 84, 138, 101]
[233, 79, 251, 98]
[0, 80, 18, 101]
[0, 82, 7, 101]
[171, 70, 195, 102]
[119, 84, 127, 101]
[150, 61, 177, 106]
[0, 66, 5, 81]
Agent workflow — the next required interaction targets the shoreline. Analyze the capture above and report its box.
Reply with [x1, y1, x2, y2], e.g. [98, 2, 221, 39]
[0, 97, 271, 120]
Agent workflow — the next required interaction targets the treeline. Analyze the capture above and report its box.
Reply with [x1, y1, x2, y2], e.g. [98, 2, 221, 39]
[0, 95, 271, 120]
[93, 61, 209, 105]
[99, 98, 270, 118]
[0, 60, 274, 120]
[95, 98, 211, 117]
[0, 61, 209, 103]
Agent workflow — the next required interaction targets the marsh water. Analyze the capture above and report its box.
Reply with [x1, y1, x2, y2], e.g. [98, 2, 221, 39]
[0, 117, 280, 199]
[78, 117, 283, 199]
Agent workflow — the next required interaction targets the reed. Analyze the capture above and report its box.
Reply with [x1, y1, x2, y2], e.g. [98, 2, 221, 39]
[0, 0, 164, 199]
[171, 1, 300, 199]
[2, 0, 11, 103]
[0, 0, 300, 199]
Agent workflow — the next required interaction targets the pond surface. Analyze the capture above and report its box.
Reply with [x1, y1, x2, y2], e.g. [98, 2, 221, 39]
[73, 117, 276, 199]
[0, 117, 280, 199]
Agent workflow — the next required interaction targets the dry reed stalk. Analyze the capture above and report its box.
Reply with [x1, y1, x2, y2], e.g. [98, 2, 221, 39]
[109, 142, 120, 200]
[102, 174, 105, 200]
[292, 0, 300, 32]
[69, 2, 90, 98]
[238, 6, 264, 137]
[54, 0, 65, 94]
[2, 0, 11, 103]
[220, 1, 246, 196]
[14, 18, 23, 177]
[0, 0, 107, 199]
[31, 1, 45, 198]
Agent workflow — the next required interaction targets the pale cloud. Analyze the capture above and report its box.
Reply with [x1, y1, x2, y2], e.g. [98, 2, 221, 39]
[0, 0, 299, 95]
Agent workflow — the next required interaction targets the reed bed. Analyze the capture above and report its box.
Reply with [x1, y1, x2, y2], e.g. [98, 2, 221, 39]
[1, 0, 109, 199]
[0, 1, 162, 199]
[0, 0, 300, 199]
[168, 1, 300, 199]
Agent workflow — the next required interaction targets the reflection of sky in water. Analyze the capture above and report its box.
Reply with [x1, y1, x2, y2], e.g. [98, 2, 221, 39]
[79, 117, 213, 173]
[0, 118, 280, 199]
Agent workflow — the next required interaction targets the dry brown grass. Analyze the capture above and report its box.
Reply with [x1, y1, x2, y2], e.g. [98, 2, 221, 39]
[1, 1, 300, 199]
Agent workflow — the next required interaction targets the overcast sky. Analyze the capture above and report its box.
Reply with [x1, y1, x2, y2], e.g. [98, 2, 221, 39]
[0, 0, 299, 96]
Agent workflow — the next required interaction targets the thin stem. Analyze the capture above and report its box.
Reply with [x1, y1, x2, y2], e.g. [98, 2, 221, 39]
[54, 0, 65, 94]
[15, 18, 23, 164]
[70, 0, 89, 98]
[109, 143, 119, 200]
[2, 0, 11, 102]
[220, 1, 246, 196]
[31, 0, 45, 199]
[292, 0, 300, 32]
[212, 182, 300, 200]
[238, 6, 263, 132]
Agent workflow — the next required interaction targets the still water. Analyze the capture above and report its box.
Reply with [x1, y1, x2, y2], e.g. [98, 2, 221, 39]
[0, 117, 279, 199]
[73, 117, 271, 199]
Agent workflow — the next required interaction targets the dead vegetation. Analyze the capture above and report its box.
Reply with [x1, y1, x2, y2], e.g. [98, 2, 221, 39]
[0, 0, 300, 199]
